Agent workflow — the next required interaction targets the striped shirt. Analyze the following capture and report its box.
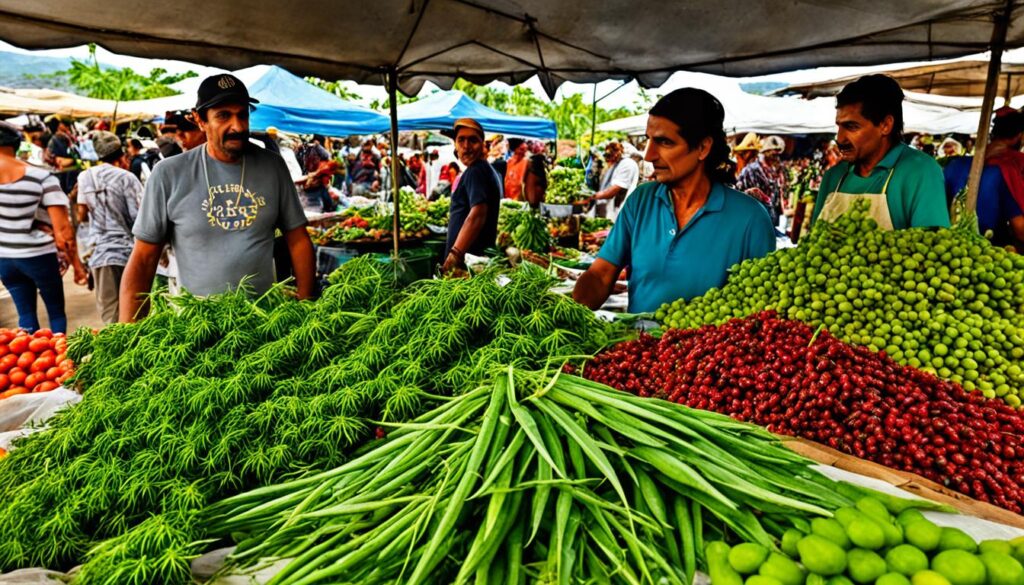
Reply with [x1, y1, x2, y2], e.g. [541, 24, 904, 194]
[0, 166, 68, 258]
[78, 164, 142, 269]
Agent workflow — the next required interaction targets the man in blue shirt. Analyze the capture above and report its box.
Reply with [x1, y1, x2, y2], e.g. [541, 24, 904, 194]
[573, 89, 775, 313]
[442, 118, 502, 272]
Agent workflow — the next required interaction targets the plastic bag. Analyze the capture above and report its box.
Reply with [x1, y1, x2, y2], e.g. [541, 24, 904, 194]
[0, 388, 81, 433]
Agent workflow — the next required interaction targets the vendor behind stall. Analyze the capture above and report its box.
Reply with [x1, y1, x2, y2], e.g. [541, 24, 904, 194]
[811, 75, 949, 230]
[573, 88, 776, 313]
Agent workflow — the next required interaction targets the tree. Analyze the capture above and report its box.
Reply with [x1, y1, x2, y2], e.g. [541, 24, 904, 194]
[305, 77, 363, 102]
[36, 44, 196, 101]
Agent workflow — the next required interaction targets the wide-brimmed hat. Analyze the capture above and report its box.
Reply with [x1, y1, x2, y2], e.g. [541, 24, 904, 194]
[760, 135, 785, 153]
[733, 132, 761, 152]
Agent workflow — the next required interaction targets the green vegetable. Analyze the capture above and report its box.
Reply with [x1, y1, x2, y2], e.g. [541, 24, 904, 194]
[931, 550, 987, 585]
[546, 166, 587, 205]
[203, 369, 857, 584]
[798, 534, 849, 576]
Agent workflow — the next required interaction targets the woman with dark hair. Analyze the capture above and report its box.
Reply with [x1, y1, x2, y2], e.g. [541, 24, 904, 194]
[523, 152, 548, 208]
[573, 88, 775, 313]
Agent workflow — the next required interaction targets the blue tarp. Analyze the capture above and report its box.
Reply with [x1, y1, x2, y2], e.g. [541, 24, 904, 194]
[397, 90, 557, 140]
[247, 66, 390, 136]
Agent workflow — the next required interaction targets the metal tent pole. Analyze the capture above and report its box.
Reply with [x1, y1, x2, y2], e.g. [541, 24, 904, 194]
[965, 0, 1013, 216]
[388, 68, 402, 258]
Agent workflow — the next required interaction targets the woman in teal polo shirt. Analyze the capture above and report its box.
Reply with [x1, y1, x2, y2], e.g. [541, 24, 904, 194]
[573, 88, 776, 313]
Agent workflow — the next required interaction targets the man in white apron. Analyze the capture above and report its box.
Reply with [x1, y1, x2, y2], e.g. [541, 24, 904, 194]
[811, 75, 949, 231]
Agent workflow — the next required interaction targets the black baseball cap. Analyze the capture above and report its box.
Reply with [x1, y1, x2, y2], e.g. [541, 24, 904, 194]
[164, 109, 199, 131]
[195, 74, 259, 112]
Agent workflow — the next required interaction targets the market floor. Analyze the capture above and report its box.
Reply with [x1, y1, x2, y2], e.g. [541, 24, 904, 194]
[0, 271, 103, 331]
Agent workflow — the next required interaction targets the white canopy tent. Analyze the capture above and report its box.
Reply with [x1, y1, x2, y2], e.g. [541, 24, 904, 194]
[3, 0, 1020, 245]
[598, 74, 988, 137]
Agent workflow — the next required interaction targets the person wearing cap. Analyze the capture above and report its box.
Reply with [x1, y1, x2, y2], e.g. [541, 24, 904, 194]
[732, 133, 761, 176]
[75, 131, 143, 324]
[120, 74, 315, 322]
[943, 108, 1024, 250]
[591, 141, 640, 221]
[573, 88, 775, 313]
[736, 135, 787, 225]
[165, 110, 206, 151]
[0, 121, 87, 333]
[812, 75, 949, 231]
[442, 118, 502, 272]
[43, 115, 79, 195]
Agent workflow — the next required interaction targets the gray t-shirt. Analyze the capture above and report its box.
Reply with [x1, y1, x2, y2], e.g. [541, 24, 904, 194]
[133, 145, 307, 296]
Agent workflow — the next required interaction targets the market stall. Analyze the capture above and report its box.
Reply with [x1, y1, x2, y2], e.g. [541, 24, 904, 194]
[3, 1, 1024, 584]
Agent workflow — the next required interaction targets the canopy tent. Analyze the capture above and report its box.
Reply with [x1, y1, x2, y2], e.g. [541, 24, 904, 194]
[0, 86, 151, 121]
[119, 65, 390, 135]
[396, 90, 556, 139]
[4, 0, 1020, 250]
[773, 53, 1024, 100]
[1, 1, 1023, 98]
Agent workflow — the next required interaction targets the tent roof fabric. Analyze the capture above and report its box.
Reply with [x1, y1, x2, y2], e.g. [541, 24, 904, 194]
[396, 90, 557, 139]
[0, 1, 1022, 97]
[0, 86, 151, 120]
[777, 58, 1024, 99]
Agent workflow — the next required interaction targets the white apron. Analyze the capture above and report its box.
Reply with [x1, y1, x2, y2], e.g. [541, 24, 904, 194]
[817, 166, 896, 231]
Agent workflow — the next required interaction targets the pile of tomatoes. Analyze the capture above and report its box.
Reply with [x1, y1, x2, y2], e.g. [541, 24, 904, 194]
[0, 328, 74, 399]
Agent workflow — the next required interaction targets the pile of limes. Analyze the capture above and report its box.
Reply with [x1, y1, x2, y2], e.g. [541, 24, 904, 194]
[656, 205, 1024, 406]
[709, 496, 1024, 585]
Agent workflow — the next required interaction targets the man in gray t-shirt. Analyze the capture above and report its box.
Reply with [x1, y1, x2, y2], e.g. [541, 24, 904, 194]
[119, 74, 315, 322]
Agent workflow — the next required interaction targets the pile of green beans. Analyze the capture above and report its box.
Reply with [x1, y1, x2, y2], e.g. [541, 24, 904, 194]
[205, 368, 858, 585]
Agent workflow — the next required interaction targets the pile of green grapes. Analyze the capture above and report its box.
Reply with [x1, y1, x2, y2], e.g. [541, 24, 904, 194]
[657, 206, 1024, 406]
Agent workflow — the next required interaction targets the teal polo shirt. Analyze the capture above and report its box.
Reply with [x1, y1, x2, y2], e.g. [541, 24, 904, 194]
[598, 181, 776, 313]
[812, 142, 950, 229]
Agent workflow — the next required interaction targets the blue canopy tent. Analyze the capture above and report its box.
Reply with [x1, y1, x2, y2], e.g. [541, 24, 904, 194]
[246, 65, 391, 136]
[397, 90, 557, 140]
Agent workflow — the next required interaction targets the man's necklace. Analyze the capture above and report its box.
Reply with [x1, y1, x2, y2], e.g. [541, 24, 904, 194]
[203, 149, 246, 205]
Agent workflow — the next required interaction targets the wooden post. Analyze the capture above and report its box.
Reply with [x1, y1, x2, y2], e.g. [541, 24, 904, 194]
[966, 0, 1013, 215]
[388, 69, 402, 258]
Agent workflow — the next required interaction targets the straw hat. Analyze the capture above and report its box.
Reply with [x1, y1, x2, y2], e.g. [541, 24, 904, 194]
[760, 135, 785, 153]
[733, 132, 761, 152]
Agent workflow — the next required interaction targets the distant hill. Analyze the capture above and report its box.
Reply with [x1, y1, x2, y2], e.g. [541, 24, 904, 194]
[0, 51, 82, 92]
[739, 81, 789, 96]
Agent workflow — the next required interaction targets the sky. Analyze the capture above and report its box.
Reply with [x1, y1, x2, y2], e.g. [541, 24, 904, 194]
[3, 39, 1022, 112]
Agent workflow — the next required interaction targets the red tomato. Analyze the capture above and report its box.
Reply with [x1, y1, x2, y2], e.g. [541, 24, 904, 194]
[28, 338, 50, 353]
[16, 352, 35, 371]
[55, 352, 67, 364]
[0, 346, 8, 358]
[0, 387, 28, 399]
[7, 370, 26, 387]
[44, 366, 61, 381]
[23, 373, 43, 390]
[38, 349, 55, 360]
[57, 372, 73, 384]
[34, 381, 58, 393]
[8, 336, 29, 355]
[0, 355, 16, 373]
[0, 334, 10, 346]
[31, 355, 55, 374]
[58, 359, 74, 371]
[0, 374, 8, 391]
[32, 329, 52, 338]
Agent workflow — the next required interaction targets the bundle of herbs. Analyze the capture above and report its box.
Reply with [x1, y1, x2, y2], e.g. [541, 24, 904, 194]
[0, 259, 620, 584]
[205, 368, 930, 585]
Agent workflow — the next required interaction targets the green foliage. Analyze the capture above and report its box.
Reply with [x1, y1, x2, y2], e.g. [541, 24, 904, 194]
[305, 77, 364, 102]
[35, 44, 196, 101]
[0, 258, 625, 584]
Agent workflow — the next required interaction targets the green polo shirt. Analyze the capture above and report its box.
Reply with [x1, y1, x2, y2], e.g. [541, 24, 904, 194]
[811, 142, 950, 230]
[598, 181, 776, 313]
